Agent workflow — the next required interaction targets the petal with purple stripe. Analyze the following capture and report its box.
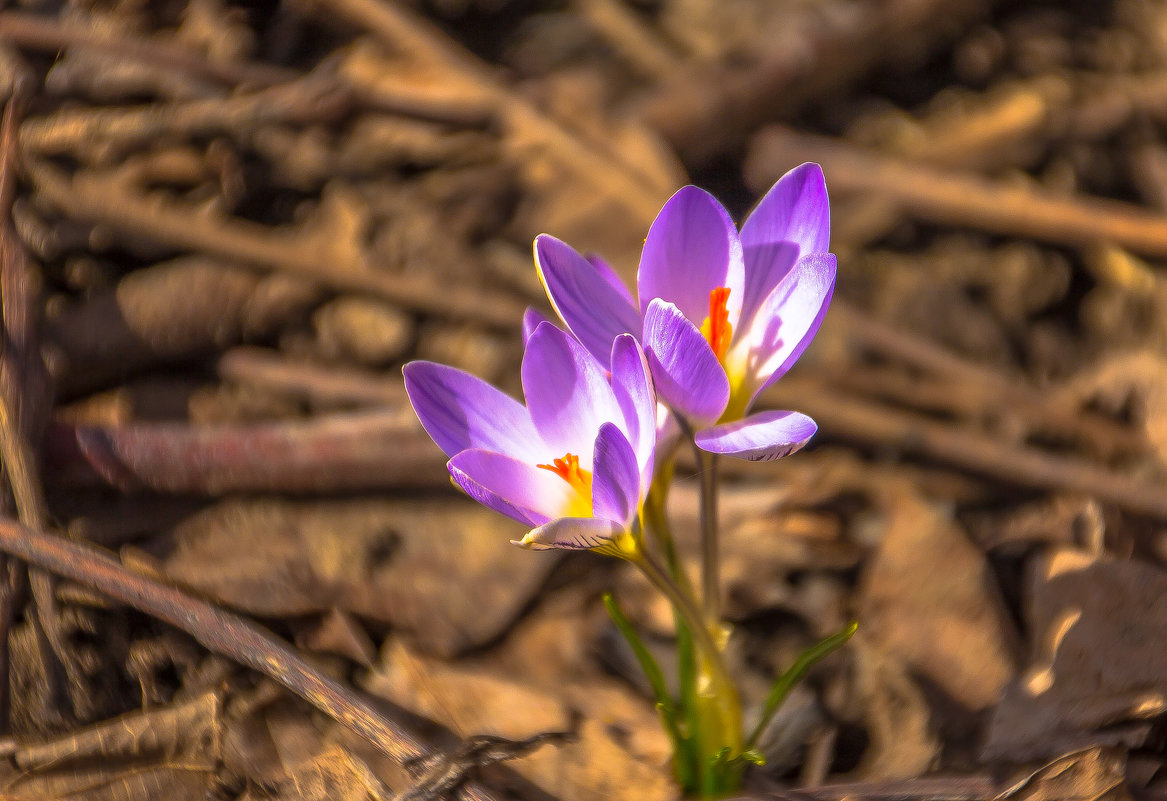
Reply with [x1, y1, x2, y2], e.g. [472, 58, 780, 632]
[637, 186, 745, 328]
[591, 422, 641, 524]
[448, 449, 572, 526]
[522, 322, 622, 465]
[535, 234, 640, 364]
[735, 252, 837, 406]
[740, 163, 830, 324]
[695, 410, 817, 461]
[404, 361, 543, 461]
[515, 517, 625, 551]
[609, 334, 656, 487]
[643, 299, 729, 425]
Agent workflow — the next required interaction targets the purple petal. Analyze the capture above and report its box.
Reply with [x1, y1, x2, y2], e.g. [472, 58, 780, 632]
[522, 322, 622, 465]
[738, 252, 837, 406]
[740, 163, 830, 325]
[535, 235, 640, 364]
[637, 186, 745, 328]
[404, 361, 543, 461]
[643, 299, 729, 425]
[591, 422, 641, 524]
[587, 254, 636, 307]
[522, 307, 554, 345]
[695, 410, 817, 461]
[609, 334, 656, 488]
[515, 517, 625, 551]
[448, 449, 572, 526]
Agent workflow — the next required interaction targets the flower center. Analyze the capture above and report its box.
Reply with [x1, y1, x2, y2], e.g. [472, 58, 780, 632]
[537, 452, 593, 515]
[699, 286, 733, 363]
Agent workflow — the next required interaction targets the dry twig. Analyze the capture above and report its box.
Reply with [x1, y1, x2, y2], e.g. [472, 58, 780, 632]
[747, 127, 1167, 258]
[0, 514, 502, 801]
[25, 160, 525, 328]
[44, 410, 447, 495]
[768, 375, 1167, 519]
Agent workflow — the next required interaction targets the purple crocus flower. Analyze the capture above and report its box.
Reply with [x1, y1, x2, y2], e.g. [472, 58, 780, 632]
[403, 322, 656, 552]
[534, 163, 836, 461]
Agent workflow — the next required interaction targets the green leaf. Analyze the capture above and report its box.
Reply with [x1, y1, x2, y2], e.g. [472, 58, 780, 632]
[731, 748, 767, 767]
[745, 621, 859, 749]
[675, 605, 701, 791]
[603, 593, 691, 787]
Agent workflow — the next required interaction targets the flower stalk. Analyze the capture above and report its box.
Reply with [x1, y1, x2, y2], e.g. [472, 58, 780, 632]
[405, 163, 852, 799]
[695, 444, 721, 626]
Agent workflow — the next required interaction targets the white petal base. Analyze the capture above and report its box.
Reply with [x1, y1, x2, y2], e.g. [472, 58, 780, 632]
[696, 410, 817, 461]
[515, 517, 626, 552]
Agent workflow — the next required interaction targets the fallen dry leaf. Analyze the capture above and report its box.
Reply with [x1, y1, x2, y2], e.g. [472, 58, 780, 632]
[858, 486, 1017, 712]
[996, 746, 1129, 801]
[843, 635, 941, 780]
[363, 639, 674, 801]
[240, 744, 393, 801]
[162, 497, 559, 655]
[0, 692, 221, 801]
[984, 548, 1167, 762]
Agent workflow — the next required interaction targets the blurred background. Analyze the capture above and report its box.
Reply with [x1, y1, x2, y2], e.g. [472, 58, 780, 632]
[0, 0, 1165, 798]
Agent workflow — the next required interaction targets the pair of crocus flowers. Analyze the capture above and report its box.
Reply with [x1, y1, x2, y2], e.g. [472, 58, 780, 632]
[404, 163, 836, 552]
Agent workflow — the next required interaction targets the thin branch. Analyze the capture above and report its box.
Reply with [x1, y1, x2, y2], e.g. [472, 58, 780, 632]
[20, 75, 353, 157]
[44, 411, 448, 495]
[746, 127, 1167, 259]
[767, 375, 1167, 520]
[0, 514, 501, 801]
[639, 0, 997, 165]
[832, 301, 1148, 458]
[0, 11, 296, 88]
[0, 86, 77, 719]
[733, 774, 997, 801]
[24, 160, 525, 329]
[313, 0, 673, 224]
[217, 346, 409, 408]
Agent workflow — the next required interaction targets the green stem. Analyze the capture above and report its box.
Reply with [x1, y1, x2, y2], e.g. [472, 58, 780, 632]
[694, 443, 720, 625]
[643, 481, 680, 575]
[632, 548, 741, 757]
[633, 551, 724, 686]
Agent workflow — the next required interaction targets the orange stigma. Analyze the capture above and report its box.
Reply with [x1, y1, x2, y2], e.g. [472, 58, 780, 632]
[537, 452, 593, 498]
[700, 286, 733, 362]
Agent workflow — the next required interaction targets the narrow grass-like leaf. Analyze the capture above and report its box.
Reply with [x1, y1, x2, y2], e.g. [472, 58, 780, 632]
[603, 592, 690, 787]
[675, 606, 701, 792]
[745, 621, 858, 749]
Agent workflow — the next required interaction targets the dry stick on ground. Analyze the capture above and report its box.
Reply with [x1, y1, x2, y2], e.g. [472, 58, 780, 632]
[0, 10, 297, 88]
[24, 159, 525, 329]
[746, 127, 1167, 259]
[740, 775, 998, 801]
[571, 0, 683, 82]
[831, 72, 1167, 248]
[0, 10, 491, 127]
[313, 0, 672, 224]
[639, 0, 999, 166]
[767, 375, 1167, 520]
[832, 302, 1148, 458]
[43, 410, 448, 495]
[0, 85, 28, 733]
[0, 515, 508, 801]
[217, 346, 409, 408]
[130, 350, 1167, 517]
[0, 86, 83, 722]
[46, 259, 321, 397]
[20, 74, 353, 158]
